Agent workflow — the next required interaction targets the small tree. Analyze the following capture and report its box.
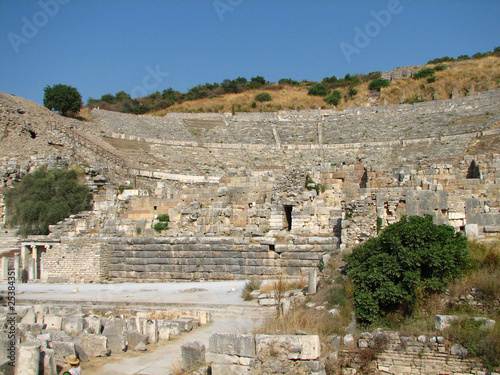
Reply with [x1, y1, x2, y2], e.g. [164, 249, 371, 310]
[255, 92, 272, 102]
[43, 84, 82, 116]
[5, 166, 92, 236]
[308, 83, 329, 97]
[345, 215, 469, 325]
[324, 90, 342, 105]
[368, 79, 390, 92]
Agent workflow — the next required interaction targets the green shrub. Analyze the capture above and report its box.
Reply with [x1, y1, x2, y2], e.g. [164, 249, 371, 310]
[345, 215, 469, 325]
[427, 76, 436, 83]
[348, 86, 359, 98]
[308, 83, 329, 97]
[324, 90, 342, 105]
[157, 214, 169, 223]
[368, 79, 390, 91]
[5, 166, 92, 236]
[255, 92, 272, 102]
[251, 101, 257, 108]
[153, 214, 169, 232]
[413, 67, 436, 80]
[434, 64, 447, 71]
[153, 223, 168, 232]
[278, 78, 300, 86]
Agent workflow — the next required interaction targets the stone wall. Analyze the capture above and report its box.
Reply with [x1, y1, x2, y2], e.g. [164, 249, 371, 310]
[107, 235, 334, 282]
[209, 333, 325, 374]
[336, 330, 491, 375]
[41, 238, 109, 283]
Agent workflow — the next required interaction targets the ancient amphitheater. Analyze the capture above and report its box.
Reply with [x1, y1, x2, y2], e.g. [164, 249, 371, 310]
[1, 89, 499, 284]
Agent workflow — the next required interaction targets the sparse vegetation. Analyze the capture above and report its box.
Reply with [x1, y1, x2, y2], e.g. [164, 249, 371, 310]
[153, 214, 169, 232]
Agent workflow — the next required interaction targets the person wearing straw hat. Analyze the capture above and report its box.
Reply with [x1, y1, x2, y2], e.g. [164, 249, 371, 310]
[63, 355, 81, 375]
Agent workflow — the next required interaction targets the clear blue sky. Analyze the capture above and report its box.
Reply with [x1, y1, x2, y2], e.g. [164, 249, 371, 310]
[1, 0, 499, 105]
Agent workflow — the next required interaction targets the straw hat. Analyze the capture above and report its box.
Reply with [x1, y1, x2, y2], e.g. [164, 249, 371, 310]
[67, 355, 80, 365]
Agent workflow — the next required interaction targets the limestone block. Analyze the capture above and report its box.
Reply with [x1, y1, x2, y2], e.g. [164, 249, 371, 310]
[158, 326, 170, 341]
[209, 333, 256, 358]
[181, 341, 205, 372]
[41, 348, 57, 375]
[124, 331, 148, 349]
[48, 341, 76, 365]
[14, 343, 40, 375]
[44, 315, 62, 331]
[78, 333, 108, 357]
[84, 315, 103, 334]
[210, 363, 251, 375]
[255, 334, 320, 360]
[20, 310, 36, 325]
[102, 316, 126, 335]
[105, 334, 127, 354]
[62, 314, 85, 336]
[143, 319, 158, 344]
[209, 353, 254, 366]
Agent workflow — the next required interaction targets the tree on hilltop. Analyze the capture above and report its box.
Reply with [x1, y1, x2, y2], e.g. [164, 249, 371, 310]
[43, 84, 82, 116]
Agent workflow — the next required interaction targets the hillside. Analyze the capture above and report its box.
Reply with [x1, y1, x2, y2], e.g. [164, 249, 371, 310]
[150, 56, 499, 114]
[80, 54, 499, 118]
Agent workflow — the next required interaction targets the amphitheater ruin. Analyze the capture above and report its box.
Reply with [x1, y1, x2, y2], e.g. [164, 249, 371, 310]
[1, 87, 500, 374]
[0, 89, 499, 284]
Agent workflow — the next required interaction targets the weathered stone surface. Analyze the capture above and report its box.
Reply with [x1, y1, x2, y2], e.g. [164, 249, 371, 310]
[124, 331, 148, 349]
[102, 316, 126, 335]
[78, 333, 108, 358]
[134, 342, 147, 351]
[84, 315, 102, 334]
[48, 341, 76, 365]
[210, 333, 256, 358]
[44, 315, 62, 331]
[181, 341, 205, 372]
[256, 335, 321, 360]
[14, 343, 40, 375]
[40, 348, 57, 375]
[105, 334, 127, 354]
[62, 314, 85, 336]
[143, 319, 158, 344]
[210, 363, 251, 375]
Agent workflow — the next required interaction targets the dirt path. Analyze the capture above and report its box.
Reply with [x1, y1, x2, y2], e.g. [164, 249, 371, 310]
[82, 312, 262, 375]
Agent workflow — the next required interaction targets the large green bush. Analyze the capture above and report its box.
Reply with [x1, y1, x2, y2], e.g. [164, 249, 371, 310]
[368, 78, 390, 91]
[324, 90, 342, 105]
[5, 167, 92, 236]
[308, 83, 329, 97]
[255, 92, 272, 102]
[345, 215, 469, 325]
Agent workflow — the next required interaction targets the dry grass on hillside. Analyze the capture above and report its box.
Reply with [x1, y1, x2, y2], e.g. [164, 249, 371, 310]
[147, 56, 499, 115]
[382, 56, 500, 104]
